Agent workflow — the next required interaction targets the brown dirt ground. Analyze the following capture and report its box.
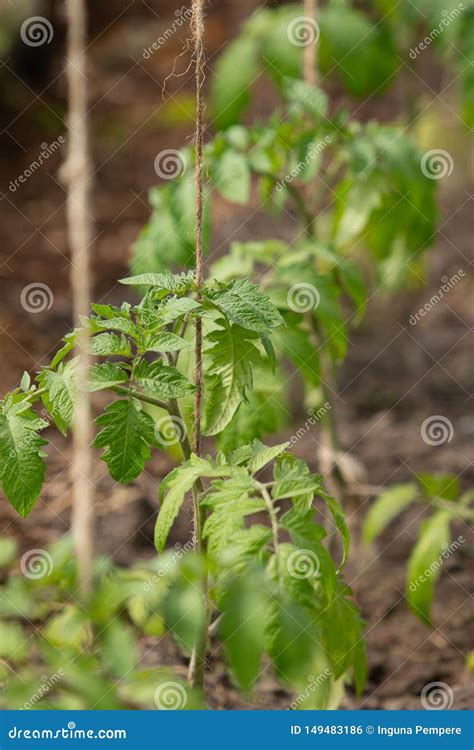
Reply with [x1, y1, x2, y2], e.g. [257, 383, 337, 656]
[0, 0, 472, 710]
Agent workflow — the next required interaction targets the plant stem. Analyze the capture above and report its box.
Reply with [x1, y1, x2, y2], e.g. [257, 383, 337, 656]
[168, 397, 209, 688]
[260, 484, 280, 557]
[284, 179, 347, 502]
[285, 183, 315, 237]
[111, 386, 168, 411]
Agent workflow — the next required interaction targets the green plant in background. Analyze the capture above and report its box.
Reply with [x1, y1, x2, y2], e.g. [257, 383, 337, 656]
[209, 3, 399, 130]
[0, 269, 366, 708]
[132, 85, 437, 491]
[0, 535, 203, 709]
[209, 2, 474, 129]
[372, 0, 474, 125]
[363, 474, 474, 624]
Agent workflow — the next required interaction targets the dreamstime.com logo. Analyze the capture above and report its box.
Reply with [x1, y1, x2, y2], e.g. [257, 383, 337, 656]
[290, 668, 332, 709]
[421, 149, 454, 180]
[20, 16, 54, 47]
[409, 4, 465, 59]
[287, 283, 320, 312]
[287, 549, 320, 579]
[20, 283, 54, 314]
[287, 16, 320, 46]
[275, 136, 332, 191]
[143, 6, 193, 59]
[421, 681, 454, 710]
[9, 138, 66, 193]
[409, 269, 465, 325]
[154, 415, 188, 447]
[154, 681, 188, 709]
[22, 670, 65, 710]
[20, 549, 54, 580]
[154, 149, 187, 179]
[409, 536, 465, 594]
[420, 415, 454, 446]
[8, 723, 127, 740]
[143, 538, 195, 591]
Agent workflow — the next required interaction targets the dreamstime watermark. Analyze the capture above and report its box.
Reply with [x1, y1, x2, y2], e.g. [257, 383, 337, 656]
[421, 149, 454, 180]
[285, 404, 332, 451]
[409, 269, 465, 325]
[20, 283, 54, 313]
[20, 16, 54, 47]
[275, 136, 332, 192]
[8, 138, 66, 194]
[20, 549, 53, 580]
[287, 282, 320, 312]
[409, 536, 465, 594]
[8, 724, 127, 740]
[421, 416, 454, 446]
[409, 4, 465, 59]
[154, 415, 188, 447]
[143, 6, 193, 59]
[154, 681, 187, 709]
[287, 16, 320, 47]
[287, 549, 320, 579]
[290, 668, 332, 709]
[22, 670, 65, 710]
[421, 681, 454, 710]
[143, 538, 195, 592]
[154, 149, 187, 179]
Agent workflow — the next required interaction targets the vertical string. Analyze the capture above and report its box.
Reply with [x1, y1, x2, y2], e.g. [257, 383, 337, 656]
[192, 0, 205, 458]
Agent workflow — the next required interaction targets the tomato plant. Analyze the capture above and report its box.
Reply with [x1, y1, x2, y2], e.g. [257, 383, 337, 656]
[131, 84, 438, 491]
[0, 270, 366, 708]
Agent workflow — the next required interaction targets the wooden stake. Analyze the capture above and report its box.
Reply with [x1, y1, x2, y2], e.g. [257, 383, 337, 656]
[65, 0, 94, 595]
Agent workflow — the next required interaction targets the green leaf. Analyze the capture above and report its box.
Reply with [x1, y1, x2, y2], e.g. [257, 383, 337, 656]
[159, 297, 201, 326]
[37, 359, 79, 435]
[219, 575, 267, 693]
[247, 440, 289, 474]
[146, 333, 189, 354]
[203, 320, 260, 436]
[86, 363, 128, 392]
[44, 605, 92, 653]
[322, 583, 366, 680]
[91, 302, 131, 319]
[155, 459, 211, 551]
[92, 317, 137, 336]
[210, 34, 260, 129]
[217, 363, 287, 452]
[89, 333, 132, 358]
[363, 483, 419, 544]
[417, 473, 460, 502]
[99, 621, 137, 678]
[0, 401, 48, 516]
[319, 5, 398, 97]
[205, 279, 284, 333]
[134, 360, 195, 399]
[272, 455, 319, 507]
[275, 318, 320, 386]
[215, 150, 251, 204]
[93, 398, 157, 483]
[20, 372, 31, 392]
[50, 332, 78, 369]
[407, 511, 452, 624]
[119, 270, 195, 293]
